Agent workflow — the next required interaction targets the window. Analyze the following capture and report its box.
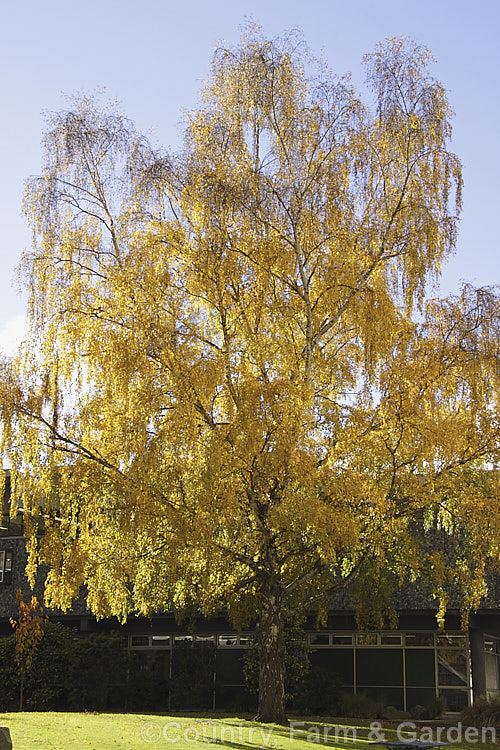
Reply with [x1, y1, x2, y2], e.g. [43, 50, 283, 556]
[130, 635, 171, 649]
[405, 632, 435, 647]
[381, 634, 402, 645]
[151, 635, 171, 647]
[356, 633, 378, 646]
[332, 634, 353, 645]
[130, 635, 150, 648]
[437, 649, 468, 686]
[217, 634, 252, 647]
[195, 635, 215, 644]
[436, 634, 467, 648]
[484, 636, 500, 654]
[0, 550, 12, 584]
[309, 633, 330, 646]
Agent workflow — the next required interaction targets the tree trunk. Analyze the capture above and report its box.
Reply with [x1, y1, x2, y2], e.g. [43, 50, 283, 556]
[19, 674, 24, 711]
[257, 584, 287, 724]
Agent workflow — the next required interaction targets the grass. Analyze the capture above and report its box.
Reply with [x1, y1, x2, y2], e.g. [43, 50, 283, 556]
[0, 712, 497, 750]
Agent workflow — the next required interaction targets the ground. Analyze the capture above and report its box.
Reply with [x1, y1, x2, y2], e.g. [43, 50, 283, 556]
[0, 713, 497, 750]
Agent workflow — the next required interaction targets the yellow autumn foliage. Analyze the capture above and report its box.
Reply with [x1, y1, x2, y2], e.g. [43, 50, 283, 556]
[0, 30, 498, 722]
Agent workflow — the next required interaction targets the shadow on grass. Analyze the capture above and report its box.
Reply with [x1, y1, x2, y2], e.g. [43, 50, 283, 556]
[193, 718, 379, 750]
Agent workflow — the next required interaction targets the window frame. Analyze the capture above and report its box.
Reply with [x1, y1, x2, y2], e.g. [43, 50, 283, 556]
[0, 549, 12, 584]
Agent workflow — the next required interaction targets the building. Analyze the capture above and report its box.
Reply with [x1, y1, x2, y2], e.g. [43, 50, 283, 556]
[1, 472, 499, 713]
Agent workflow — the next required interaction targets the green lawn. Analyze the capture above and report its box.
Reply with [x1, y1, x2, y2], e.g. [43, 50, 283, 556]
[0, 714, 372, 750]
[0, 712, 494, 750]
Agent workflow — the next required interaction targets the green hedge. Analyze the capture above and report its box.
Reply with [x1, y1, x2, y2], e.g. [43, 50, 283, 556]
[0, 624, 218, 712]
[0, 623, 343, 713]
[0, 623, 129, 711]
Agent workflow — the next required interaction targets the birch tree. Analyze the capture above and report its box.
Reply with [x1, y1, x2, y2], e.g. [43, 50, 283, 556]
[1, 31, 499, 723]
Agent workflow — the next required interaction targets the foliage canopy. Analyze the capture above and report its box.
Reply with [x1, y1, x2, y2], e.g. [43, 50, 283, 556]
[1, 30, 499, 721]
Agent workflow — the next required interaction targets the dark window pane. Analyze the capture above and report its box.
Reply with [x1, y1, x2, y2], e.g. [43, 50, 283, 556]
[405, 632, 435, 646]
[309, 648, 354, 683]
[381, 634, 402, 645]
[332, 634, 353, 645]
[131, 635, 149, 647]
[437, 650, 467, 686]
[216, 649, 245, 683]
[438, 688, 469, 711]
[357, 633, 378, 645]
[436, 634, 467, 648]
[356, 649, 403, 686]
[310, 633, 330, 645]
[405, 648, 436, 687]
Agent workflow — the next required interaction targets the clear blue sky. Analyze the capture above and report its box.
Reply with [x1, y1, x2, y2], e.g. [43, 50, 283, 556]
[1, 0, 498, 353]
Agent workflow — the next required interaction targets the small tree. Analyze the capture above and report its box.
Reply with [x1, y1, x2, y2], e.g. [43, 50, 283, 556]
[10, 589, 47, 710]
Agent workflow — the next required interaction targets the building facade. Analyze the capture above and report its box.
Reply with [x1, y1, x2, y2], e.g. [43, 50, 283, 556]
[1, 474, 499, 713]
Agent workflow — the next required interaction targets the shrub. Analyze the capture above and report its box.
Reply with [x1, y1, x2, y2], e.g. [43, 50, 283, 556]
[0, 625, 130, 711]
[425, 695, 446, 719]
[409, 704, 427, 720]
[169, 642, 216, 710]
[290, 666, 342, 715]
[339, 691, 385, 719]
[461, 697, 500, 727]
[0, 622, 79, 711]
[126, 649, 170, 711]
[66, 631, 129, 710]
[25, 623, 76, 709]
[0, 635, 19, 711]
[382, 705, 408, 720]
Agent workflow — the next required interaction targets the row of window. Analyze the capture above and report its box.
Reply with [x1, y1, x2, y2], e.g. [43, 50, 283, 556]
[127, 630, 471, 711]
[309, 631, 468, 648]
[129, 634, 254, 649]
[128, 631, 468, 650]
